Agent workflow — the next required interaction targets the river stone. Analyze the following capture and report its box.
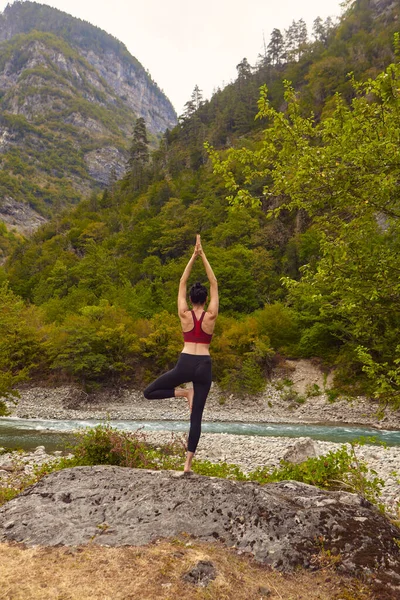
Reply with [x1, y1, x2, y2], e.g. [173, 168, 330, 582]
[182, 560, 217, 587]
[0, 466, 399, 596]
[282, 438, 320, 463]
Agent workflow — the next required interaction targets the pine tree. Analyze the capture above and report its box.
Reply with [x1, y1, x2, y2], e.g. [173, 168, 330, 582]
[191, 84, 203, 110]
[126, 117, 150, 191]
[267, 29, 285, 65]
[179, 85, 204, 124]
[284, 19, 308, 62]
[236, 57, 252, 81]
[312, 17, 326, 43]
[296, 18, 308, 57]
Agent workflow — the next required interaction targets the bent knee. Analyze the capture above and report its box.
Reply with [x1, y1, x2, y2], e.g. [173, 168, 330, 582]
[143, 387, 152, 399]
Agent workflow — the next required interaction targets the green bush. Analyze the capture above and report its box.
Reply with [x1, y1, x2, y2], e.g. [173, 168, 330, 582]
[0, 283, 49, 411]
[249, 443, 384, 507]
[254, 303, 300, 354]
[70, 424, 185, 470]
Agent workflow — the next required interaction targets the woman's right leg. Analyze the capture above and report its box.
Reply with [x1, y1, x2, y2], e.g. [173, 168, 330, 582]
[143, 354, 192, 400]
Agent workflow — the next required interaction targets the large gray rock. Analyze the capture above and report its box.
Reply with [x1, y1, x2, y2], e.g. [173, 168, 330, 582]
[282, 438, 320, 463]
[0, 467, 399, 595]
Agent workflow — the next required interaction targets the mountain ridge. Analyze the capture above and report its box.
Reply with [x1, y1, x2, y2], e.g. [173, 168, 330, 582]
[0, 1, 177, 233]
[0, 0, 177, 133]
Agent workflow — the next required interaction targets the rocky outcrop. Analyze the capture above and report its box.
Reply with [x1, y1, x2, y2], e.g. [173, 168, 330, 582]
[0, 196, 47, 234]
[370, 0, 399, 17]
[0, 466, 399, 596]
[80, 48, 176, 135]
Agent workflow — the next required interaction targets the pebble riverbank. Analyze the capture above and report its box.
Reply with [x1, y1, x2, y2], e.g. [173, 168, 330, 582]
[2, 380, 400, 517]
[7, 382, 400, 428]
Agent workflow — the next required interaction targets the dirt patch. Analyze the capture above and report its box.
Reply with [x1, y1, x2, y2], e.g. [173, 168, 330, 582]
[277, 359, 334, 396]
[0, 540, 378, 600]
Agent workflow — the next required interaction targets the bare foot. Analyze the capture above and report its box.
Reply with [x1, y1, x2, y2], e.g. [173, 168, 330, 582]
[184, 451, 194, 473]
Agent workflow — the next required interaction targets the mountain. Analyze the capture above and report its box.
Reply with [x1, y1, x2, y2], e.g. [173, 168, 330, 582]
[0, 1, 177, 233]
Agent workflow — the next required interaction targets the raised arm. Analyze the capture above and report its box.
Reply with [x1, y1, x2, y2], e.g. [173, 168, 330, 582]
[178, 249, 197, 318]
[198, 237, 218, 319]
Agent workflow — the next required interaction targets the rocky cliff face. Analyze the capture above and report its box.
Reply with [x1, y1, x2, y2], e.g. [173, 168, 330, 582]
[0, 2, 177, 134]
[0, 2, 177, 234]
[370, 0, 399, 16]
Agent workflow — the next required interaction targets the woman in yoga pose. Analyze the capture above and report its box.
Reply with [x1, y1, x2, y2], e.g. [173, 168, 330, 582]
[144, 235, 218, 473]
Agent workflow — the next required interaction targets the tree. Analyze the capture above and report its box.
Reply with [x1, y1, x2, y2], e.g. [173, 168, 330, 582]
[312, 17, 326, 43]
[191, 84, 203, 110]
[49, 301, 140, 387]
[0, 284, 47, 413]
[236, 57, 252, 82]
[179, 85, 204, 124]
[284, 19, 308, 62]
[267, 28, 285, 65]
[126, 117, 150, 191]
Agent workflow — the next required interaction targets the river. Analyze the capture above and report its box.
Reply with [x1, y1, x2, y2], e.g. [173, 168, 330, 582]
[1, 417, 399, 452]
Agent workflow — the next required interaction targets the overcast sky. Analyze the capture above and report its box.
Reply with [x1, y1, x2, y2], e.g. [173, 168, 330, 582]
[0, 0, 344, 115]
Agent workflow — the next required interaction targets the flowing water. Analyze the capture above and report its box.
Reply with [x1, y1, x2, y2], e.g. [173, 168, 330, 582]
[1, 417, 399, 452]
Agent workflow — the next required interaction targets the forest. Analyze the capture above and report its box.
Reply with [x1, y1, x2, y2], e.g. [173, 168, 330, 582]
[1, 0, 400, 413]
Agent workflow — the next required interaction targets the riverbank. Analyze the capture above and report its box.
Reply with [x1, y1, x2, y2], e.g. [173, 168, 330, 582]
[7, 379, 400, 429]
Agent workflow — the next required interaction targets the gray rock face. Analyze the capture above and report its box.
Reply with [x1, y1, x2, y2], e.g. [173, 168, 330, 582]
[0, 466, 399, 594]
[0, 196, 47, 235]
[0, 3, 177, 135]
[81, 48, 177, 135]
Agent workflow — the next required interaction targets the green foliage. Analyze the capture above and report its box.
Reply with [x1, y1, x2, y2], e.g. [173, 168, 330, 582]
[253, 304, 300, 355]
[250, 442, 384, 507]
[356, 346, 400, 409]
[66, 424, 185, 470]
[208, 53, 400, 407]
[0, 283, 48, 412]
[212, 315, 274, 395]
[192, 459, 248, 480]
[48, 301, 140, 387]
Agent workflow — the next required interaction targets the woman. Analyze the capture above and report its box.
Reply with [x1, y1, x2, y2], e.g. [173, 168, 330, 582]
[144, 235, 218, 473]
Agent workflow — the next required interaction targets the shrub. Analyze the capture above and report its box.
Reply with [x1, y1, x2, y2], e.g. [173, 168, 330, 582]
[0, 283, 49, 411]
[254, 303, 300, 354]
[249, 442, 384, 507]
[70, 424, 185, 470]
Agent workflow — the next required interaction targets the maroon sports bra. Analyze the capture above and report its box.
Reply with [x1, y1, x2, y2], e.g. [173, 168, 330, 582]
[183, 310, 213, 344]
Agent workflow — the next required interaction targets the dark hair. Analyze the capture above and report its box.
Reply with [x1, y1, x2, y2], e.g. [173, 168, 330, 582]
[189, 281, 208, 305]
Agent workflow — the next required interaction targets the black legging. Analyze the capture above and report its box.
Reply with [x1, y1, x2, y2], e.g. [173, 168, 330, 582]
[143, 353, 212, 453]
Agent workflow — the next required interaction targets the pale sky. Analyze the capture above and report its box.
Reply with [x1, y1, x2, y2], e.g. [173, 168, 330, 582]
[0, 0, 344, 115]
